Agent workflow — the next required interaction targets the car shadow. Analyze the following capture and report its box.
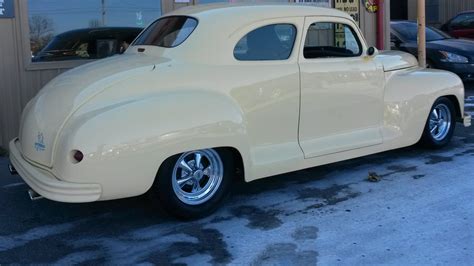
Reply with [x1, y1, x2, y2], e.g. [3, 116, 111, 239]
[0, 126, 472, 263]
[0, 126, 472, 234]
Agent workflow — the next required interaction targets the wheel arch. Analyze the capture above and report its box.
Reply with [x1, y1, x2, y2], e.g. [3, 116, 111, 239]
[383, 68, 465, 147]
[444, 94, 462, 120]
[154, 146, 247, 187]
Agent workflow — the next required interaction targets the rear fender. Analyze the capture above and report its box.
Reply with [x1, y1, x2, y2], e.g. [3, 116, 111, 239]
[53, 90, 251, 200]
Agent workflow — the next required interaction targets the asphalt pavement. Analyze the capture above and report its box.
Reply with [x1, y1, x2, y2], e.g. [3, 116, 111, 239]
[0, 93, 473, 265]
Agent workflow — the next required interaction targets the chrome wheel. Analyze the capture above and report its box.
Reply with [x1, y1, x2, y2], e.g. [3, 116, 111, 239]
[172, 149, 224, 205]
[429, 103, 452, 141]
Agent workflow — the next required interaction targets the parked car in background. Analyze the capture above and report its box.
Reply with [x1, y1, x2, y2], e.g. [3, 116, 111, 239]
[32, 27, 143, 62]
[9, 5, 471, 219]
[441, 11, 474, 39]
[391, 21, 474, 81]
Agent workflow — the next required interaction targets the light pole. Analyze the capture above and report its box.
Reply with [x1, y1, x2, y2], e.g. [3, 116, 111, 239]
[417, 0, 426, 67]
[101, 0, 106, 26]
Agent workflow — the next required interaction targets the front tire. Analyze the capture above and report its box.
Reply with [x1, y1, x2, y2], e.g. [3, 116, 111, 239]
[420, 97, 456, 148]
[152, 148, 234, 219]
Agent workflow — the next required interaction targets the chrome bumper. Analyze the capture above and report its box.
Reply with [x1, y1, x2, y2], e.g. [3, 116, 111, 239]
[463, 113, 471, 127]
[9, 138, 102, 203]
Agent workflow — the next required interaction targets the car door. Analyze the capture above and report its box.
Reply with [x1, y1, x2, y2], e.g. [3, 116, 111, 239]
[298, 16, 385, 158]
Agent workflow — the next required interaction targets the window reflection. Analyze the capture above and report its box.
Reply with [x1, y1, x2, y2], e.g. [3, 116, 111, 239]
[28, 0, 161, 62]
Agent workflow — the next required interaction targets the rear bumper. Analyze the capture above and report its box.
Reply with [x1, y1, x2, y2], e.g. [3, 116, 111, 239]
[9, 138, 102, 203]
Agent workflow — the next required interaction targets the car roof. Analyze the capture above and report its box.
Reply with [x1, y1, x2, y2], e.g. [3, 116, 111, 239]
[138, 3, 359, 64]
[390, 20, 438, 29]
[166, 3, 352, 21]
[391, 20, 416, 24]
[56, 27, 143, 39]
[458, 10, 474, 15]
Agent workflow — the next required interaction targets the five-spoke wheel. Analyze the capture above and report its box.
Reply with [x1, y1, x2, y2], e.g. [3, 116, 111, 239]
[420, 97, 456, 148]
[152, 148, 234, 219]
[428, 103, 452, 141]
[172, 150, 224, 205]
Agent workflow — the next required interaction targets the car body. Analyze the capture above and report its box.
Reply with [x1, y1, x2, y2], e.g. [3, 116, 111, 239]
[32, 27, 143, 62]
[391, 21, 474, 81]
[9, 4, 471, 218]
[441, 11, 474, 39]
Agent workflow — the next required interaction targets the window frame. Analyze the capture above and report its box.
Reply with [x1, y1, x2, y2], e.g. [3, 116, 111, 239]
[233, 23, 298, 62]
[132, 15, 199, 48]
[19, 0, 162, 71]
[302, 20, 364, 60]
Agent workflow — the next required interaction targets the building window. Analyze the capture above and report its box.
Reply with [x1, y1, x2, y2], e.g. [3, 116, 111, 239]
[197, 0, 288, 3]
[28, 0, 162, 62]
[426, 0, 439, 23]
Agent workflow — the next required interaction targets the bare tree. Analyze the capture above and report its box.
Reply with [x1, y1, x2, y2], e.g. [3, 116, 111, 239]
[29, 15, 55, 54]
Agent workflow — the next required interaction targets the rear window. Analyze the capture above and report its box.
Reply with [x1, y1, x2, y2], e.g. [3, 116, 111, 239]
[133, 16, 198, 48]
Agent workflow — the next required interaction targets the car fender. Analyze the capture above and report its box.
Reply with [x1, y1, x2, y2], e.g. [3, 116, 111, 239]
[383, 68, 464, 147]
[53, 90, 251, 200]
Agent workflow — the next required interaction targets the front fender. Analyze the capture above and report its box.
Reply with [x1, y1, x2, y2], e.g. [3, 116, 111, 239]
[383, 68, 464, 147]
[53, 90, 251, 200]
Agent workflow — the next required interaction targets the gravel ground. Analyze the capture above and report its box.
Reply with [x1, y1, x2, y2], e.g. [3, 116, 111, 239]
[0, 96, 473, 265]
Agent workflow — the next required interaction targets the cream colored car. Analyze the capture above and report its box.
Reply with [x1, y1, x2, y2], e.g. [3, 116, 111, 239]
[9, 4, 472, 218]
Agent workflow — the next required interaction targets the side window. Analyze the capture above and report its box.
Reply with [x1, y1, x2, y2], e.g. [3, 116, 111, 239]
[304, 22, 362, 59]
[466, 14, 474, 28]
[234, 24, 297, 61]
[450, 14, 471, 29]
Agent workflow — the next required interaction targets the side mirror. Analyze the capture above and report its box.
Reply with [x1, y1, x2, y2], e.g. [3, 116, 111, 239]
[367, 47, 378, 56]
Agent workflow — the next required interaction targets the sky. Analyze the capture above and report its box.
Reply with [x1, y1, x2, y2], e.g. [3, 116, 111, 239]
[28, 0, 163, 34]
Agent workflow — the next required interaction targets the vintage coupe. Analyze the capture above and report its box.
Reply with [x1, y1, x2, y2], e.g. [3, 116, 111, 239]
[9, 4, 472, 219]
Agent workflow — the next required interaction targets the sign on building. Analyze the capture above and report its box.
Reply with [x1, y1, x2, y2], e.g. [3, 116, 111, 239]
[334, 0, 360, 24]
[334, 0, 360, 50]
[296, 0, 332, 8]
[0, 0, 14, 18]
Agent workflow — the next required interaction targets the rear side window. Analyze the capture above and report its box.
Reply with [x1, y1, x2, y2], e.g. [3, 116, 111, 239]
[450, 13, 474, 29]
[234, 24, 297, 61]
[133, 16, 198, 48]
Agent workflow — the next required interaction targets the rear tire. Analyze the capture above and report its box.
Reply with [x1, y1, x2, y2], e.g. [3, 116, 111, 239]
[151, 148, 234, 220]
[419, 97, 456, 148]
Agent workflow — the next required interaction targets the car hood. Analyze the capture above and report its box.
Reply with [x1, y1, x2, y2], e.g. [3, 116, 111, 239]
[375, 50, 419, 72]
[428, 38, 474, 55]
[20, 53, 168, 167]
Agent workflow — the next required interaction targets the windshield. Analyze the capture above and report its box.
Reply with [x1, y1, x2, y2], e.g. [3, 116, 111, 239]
[392, 22, 451, 42]
[133, 16, 198, 48]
